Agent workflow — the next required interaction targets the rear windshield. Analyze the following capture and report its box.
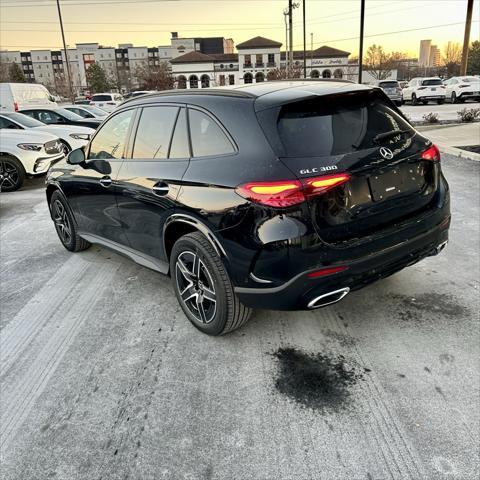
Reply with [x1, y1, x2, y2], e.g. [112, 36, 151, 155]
[379, 81, 399, 88]
[460, 77, 479, 83]
[92, 94, 112, 101]
[421, 79, 442, 86]
[259, 90, 412, 158]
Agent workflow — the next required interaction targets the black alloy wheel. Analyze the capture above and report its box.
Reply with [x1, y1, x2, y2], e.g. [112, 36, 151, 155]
[0, 157, 24, 192]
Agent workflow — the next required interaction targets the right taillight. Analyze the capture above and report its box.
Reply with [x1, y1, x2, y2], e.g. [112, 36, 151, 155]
[421, 144, 441, 162]
[236, 173, 350, 208]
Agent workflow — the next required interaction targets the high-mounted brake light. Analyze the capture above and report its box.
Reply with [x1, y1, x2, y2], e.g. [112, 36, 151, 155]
[236, 173, 350, 208]
[307, 266, 348, 278]
[421, 144, 440, 162]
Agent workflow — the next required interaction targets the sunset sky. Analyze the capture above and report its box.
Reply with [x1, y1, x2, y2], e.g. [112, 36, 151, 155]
[0, 0, 478, 57]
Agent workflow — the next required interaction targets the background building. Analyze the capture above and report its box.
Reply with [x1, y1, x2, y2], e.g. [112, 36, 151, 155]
[419, 39, 432, 67]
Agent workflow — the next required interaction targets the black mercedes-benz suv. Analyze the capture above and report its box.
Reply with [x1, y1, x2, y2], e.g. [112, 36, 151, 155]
[46, 80, 450, 335]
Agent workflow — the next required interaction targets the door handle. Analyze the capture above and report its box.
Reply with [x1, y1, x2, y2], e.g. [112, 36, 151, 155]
[99, 176, 112, 187]
[152, 182, 169, 196]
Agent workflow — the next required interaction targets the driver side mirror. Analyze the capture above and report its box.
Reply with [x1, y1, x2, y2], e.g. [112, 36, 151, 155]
[67, 147, 85, 165]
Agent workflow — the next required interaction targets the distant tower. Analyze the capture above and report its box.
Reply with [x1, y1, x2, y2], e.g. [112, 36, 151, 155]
[429, 45, 441, 67]
[419, 39, 432, 67]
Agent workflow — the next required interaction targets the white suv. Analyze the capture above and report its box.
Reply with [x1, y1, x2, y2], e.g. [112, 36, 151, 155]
[0, 129, 64, 192]
[443, 76, 480, 103]
[402, 77, 446, 105]
[89, 93, 123, 112]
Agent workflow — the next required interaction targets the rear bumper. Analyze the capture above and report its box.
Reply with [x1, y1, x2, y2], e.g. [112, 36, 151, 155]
[417, 95, 445, 100]
[235, 215, 450, 310]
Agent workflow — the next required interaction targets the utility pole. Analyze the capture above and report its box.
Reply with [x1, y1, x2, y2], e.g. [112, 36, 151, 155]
[303, 0, 306, 78]
[288, 0, 293, 77]
[460, 0, 473, 75]
[283, 8, 289, 72]
[56, 0, 74, 101]
[358, 0, 366, 84]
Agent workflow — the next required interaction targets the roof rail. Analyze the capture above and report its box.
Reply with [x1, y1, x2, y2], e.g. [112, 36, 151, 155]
[269, 78, 356, 84]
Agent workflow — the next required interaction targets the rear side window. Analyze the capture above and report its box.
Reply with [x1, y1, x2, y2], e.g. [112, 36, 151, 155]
[92, 94, 112, 102]
[88, 109, 134, 160]
[189, 109, 235, 157]
[260, 90, 412, 158]
[169, 108, 190, 159]
[421, 79, 442, 86]
[132, 106, 178, 159]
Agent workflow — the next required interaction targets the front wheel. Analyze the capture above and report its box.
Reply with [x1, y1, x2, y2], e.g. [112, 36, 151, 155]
[170, 232, 252, 335]
[451, 92, 457, 103]
[0, 156, 25, 192]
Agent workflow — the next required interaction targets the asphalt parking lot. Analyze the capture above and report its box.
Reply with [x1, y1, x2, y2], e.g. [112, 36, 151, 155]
[1, 153, 479, 480]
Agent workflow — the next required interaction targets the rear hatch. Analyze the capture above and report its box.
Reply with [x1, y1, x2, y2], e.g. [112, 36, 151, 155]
[256, 89, 439, 244]
[378, 81, 400, 96]
[420, 78, 444, 95]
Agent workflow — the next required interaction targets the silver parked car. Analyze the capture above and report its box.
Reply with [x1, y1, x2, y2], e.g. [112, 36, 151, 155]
[375, 80, 403, 106]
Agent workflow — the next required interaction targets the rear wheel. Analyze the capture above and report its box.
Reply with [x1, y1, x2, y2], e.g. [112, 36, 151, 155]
[411, 93, 418, 105]
[0, 156, 25, 192]
[170, 232, 252, 335]
[50, 191, 90, 252]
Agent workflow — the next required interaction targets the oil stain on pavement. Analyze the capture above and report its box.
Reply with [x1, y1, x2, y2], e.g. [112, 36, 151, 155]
[271, 347, 367, 412]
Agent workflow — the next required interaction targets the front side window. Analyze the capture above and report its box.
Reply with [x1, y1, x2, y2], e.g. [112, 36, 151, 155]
[132, 106, 178, 159]
[88, 109, 134, 160]
[189, 109, 235, 158]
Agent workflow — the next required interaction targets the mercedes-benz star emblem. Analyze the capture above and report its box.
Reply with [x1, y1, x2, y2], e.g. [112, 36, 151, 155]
[379, 147, 394, 160]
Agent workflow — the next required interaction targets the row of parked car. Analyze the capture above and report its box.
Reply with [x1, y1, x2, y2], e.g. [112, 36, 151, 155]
[377, 76, 480, 106]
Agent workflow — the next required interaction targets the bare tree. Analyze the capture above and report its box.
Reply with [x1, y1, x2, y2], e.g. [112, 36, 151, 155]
[266, 65, 302, 80]
[364, 45, 406, 80]
[442, 41, 462, 77]
[134, 61, 174, 91]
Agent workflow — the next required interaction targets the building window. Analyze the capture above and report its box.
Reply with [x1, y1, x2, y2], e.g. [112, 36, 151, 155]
[201, 74, 210, 88]
[255, 72, 265, 83]
[322, 69, 332, 78]
[311, 69, 320, 78]
[267, 54, 275, 66]
[255, 54, 263, 67]
[333, 68, 343, 79]
[244, 72, 253, 84]
[219, 75, 225, 86]
[229, 74, 235, 85]
[189, 75, 198, 88]
[244, 54, 251, 66]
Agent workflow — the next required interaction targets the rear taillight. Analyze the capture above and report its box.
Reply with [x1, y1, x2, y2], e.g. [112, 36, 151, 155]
[418, 86, 427, 90]
[236, 173, 350, 208]
[440, 85, 446, 89]
[421, 144, 440, 162]
[459, 84, 469, 88]
[307, 266, 348, 278]
[13, 101, 18, 111]
[89, 101, 94, 105]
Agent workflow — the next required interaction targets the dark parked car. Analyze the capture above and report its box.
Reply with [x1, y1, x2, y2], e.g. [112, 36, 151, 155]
[19, 107, 102, 129]
[46, 81, 450, 335]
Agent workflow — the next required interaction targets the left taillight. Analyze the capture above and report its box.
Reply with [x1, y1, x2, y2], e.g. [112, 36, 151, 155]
[13, 101, 19, 111]
[235, 173, 350, 208]
[421, 144, 441, 162]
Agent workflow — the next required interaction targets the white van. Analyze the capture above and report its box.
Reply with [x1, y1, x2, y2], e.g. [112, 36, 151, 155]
[0, 83, 58, 112]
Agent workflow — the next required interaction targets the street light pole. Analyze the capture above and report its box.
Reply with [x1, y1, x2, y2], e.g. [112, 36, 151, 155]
[460, 0, 473, 75]
[288, 0, 293, 77]
[303, 0, 306, 78]
[56, 0, 74, 101]
[283, 9, 289, 72]
[358, 0, 365, 84]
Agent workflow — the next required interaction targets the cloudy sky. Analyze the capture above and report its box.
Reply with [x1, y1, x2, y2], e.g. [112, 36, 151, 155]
[0, 0, 478, 57]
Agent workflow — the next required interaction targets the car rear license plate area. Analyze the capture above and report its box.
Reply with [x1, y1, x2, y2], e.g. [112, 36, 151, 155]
[368, 163, 425, 201]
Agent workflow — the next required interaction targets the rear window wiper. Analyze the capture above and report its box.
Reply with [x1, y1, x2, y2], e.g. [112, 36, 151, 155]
[373, 129, 412, 145]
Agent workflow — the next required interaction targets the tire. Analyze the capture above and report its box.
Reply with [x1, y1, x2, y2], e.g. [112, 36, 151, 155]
[451, 92, 457, 103]
[411, 93, 418, 105]
[50, 190, 90, 252]
[437, 99, 445, 105]
[0, 155, 25, 192]
[170, 231, 252, 335]
[59, 140, 72, 155]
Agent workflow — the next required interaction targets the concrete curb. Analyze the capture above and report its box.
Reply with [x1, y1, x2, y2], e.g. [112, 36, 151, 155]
[437, 144, 480, 162]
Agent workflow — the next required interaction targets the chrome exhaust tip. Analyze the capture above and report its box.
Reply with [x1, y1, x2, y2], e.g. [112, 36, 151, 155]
[429, 240, 448, 256]
[307, 287, 350, 309]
